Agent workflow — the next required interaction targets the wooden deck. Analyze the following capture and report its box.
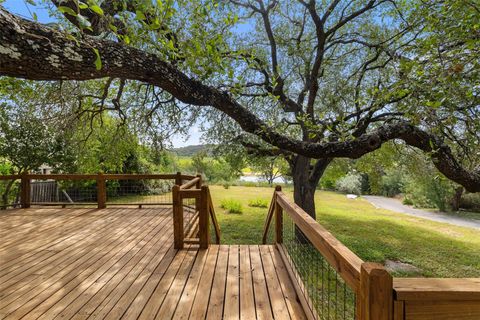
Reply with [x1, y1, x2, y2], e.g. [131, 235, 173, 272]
[0, 207, 306, 319]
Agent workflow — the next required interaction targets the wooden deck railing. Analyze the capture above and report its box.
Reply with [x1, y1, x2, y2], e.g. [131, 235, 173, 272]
[0, 172, 221, 249]
[172, 176, 221, 249]
[263, 187, 480, 320]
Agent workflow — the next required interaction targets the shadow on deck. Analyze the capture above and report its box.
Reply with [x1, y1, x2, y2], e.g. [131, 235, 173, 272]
[0, 207, 306, 320]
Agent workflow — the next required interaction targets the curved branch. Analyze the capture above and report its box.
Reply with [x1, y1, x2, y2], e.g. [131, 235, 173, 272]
[0, 8, 478, 192]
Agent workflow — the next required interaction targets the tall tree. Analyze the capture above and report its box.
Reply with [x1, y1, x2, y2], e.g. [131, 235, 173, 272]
[0, 0, 478, 218]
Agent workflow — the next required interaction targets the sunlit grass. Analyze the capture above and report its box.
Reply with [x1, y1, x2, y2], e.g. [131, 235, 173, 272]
[208, 185, 480, 278]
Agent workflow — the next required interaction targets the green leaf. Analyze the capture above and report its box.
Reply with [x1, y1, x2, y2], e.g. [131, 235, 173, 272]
[92, 48, 102, 70]
[78, 2, 88, 9]
[135, 10, 146, 21]
[58, 6, 77, 17]
[89, 5, 104, 15]
[32, 12, 38, 21]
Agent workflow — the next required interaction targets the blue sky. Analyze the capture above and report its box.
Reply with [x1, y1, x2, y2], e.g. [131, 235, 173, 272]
[2, 0, 202, 147]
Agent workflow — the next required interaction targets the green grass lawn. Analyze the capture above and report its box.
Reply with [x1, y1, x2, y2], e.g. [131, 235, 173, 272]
[208, 185, 480, 278]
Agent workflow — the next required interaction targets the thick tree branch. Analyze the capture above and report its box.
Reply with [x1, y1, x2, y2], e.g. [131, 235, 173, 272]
[0, 8, 478, 192]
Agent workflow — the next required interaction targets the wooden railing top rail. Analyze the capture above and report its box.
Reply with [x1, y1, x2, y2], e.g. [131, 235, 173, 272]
[180, 177, 201, 189]
[269, 190, 364, 291]
[0, 175, 20, 180]
[0, 173, 197, 181]
[393, 278, 480, 301]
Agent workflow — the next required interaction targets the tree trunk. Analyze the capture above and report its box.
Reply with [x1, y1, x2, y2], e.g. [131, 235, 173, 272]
[292, 156, 317, 219]
[290, 156, 332, 243]
[1, 179, 15, 210]
[451, 186, 463, 212]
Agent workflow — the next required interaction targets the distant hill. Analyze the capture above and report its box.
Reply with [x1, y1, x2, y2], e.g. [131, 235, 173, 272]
[171, 144, 214, 157]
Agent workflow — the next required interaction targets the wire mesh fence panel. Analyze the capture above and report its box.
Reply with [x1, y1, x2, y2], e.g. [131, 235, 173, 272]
[0, 179, 21, 209]
[106, 179, 174, 206]
[30, 179, 98, 206]
[282, 212, 357, 320]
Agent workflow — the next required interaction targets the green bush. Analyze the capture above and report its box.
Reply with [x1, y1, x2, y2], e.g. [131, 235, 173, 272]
[402, 196, 414, 206]
[380, 168, 404, 197]
[248, 198, 269, 208]
[460, 193, 480, 211]
[403, 174, 452, 211]
[335, 173, 362, 195]
[220, 199, 243, 213]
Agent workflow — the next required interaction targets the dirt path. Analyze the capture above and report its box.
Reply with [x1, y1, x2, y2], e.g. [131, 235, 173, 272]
[363, 195, 480, 230]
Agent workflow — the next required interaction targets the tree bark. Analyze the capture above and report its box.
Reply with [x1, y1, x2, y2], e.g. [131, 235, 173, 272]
[451, 186, 464, 212]
[291, 156, 332, 242]
[0, 8, 479, 192]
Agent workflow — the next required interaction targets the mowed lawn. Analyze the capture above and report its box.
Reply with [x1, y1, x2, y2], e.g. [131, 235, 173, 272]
[208, 185, 480, 278]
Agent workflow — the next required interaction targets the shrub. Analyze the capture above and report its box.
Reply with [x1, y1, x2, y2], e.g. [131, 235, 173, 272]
[220, 199, 243, 213]
[248, 198, 269, 208]
[402, 196, 414, 206]
[380, 168, 404, 197]
[403, 174, 452, 211]
[460, 193, 480, 211]
[335, 173, 362, 195]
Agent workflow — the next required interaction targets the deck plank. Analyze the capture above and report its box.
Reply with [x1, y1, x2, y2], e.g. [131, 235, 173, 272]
[240, 245, 256, 320]
[250, 245, 274, 320]
[189, 245, 220, 319]
[224, 245, 240, 320]
[206, 244, 229, 320]
[0, 208, 308, 320]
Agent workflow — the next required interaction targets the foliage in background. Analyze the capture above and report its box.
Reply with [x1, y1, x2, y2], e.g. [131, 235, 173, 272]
[335, 173, 363, 195]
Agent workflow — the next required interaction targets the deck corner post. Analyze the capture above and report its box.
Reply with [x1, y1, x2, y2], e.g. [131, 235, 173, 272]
[97, 173, 106, 209]
[20, 172, 31, 209]
[199, 185, 209, 249]
[358, 262, 393, 320]
[195, 174, 202, 213]
[172, 184, 184, 249]
[175, 171, 182, 185]
[274, 185, 283, 244]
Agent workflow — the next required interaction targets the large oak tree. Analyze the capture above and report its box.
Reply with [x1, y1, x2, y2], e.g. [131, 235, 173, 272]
[0, 0, 478, 218]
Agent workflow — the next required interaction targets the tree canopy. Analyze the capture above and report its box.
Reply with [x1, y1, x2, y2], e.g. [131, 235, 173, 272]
[0, 0, 478, 204]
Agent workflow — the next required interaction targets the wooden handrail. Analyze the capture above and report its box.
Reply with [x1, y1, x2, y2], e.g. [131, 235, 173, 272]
[0, 175, 20, 180]
[180, 177, 201, 189]
[262, 186, 280, 244]
[393, 278, 480, 301]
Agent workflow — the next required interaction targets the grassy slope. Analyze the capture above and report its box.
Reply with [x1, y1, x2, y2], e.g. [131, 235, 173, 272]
[209, 185, 480, 278]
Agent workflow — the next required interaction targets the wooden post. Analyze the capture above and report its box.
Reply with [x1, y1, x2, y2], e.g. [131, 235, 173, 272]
[195, 174, 202, 213]
[198, 185, 209, 249]
[172, 185, 184, 249]
[97, 173, 106, 209]
[20, 172, 31, 209]
[175, 171, 182, 186]
[358, 262, 393, 320]
[274, 185, 283, 244]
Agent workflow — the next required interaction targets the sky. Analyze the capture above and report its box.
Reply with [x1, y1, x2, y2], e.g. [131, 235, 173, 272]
[2, 0, 202, 147]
